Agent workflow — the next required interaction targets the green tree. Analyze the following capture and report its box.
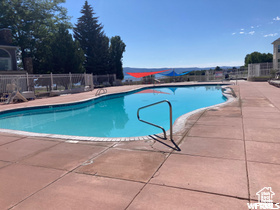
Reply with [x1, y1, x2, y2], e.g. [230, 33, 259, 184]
[74, 1, 109, 75]
[50, 25, 85, 74]
[109, 36, 126, 80]
[0, 0, 70, 69]
[95, 35, 110, 74]
[32, 25, 85, 74]
[215, 66, 222, 71]
[244, 52, 273, 67]
[32, 35, 53, 73]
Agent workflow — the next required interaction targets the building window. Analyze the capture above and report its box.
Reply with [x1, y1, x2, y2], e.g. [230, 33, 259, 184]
[0, 49, 11, 70]
[0, 49, 9, 58]
[278, 45, 280, 53]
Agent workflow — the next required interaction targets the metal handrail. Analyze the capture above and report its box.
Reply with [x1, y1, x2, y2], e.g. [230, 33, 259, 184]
[137, 100, 172, 140]
[222, 87, 236, 98]
[95, 88, 107, 96]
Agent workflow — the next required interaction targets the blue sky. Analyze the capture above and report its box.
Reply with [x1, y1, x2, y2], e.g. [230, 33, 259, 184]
[64, 0, 280, 68]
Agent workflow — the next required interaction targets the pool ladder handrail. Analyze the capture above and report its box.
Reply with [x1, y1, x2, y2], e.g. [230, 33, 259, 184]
[137, 100, 172, 141]
[222, 87, 236, 98]
[95, 88, 107, 96]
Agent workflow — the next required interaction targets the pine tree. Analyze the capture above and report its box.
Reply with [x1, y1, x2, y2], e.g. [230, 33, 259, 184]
[74, 1, 109, 75]
[33, 24, 85, 74]
[50, 25, 85, 74]
[109, 36, 126, 80]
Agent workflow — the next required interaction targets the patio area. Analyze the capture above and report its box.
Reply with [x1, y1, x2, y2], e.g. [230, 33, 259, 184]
[0, 81, 279, 209]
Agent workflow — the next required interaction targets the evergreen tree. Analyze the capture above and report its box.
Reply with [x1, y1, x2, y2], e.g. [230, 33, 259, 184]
[74, 1, 109, 75]
[95, 34, 110, 74]
[32, 25, 85, 74]
[32, 34, 53, 73]
[50, 25, 85, 74]
[109, 36, 126, 80]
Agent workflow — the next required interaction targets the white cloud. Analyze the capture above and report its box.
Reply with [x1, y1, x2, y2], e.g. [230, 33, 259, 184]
[241, 29, 244, 31]
[240, 31, 245, 34]
[251, 26, 254, 29]
[273, 16, 280, 21]
[232, 32, 236, 35]
[264, 33, 278, 37]
[248, 31, 255, 35]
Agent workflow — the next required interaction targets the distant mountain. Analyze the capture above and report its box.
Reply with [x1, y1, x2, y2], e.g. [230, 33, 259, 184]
[124, 67, 198, 75]
[123, 66, 239, 75]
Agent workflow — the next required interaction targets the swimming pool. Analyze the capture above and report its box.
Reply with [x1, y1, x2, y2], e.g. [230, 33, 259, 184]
[0, 85, 228, 138]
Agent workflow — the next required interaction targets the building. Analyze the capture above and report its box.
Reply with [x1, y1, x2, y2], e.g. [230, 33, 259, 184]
[0, 29, 17, 71]
[248, 37, 280, 79]
[272, 38, 280, 70]
[0, 28, 26, 74]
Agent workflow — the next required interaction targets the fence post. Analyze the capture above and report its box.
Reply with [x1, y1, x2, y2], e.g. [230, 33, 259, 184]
[84, 72, 86, 88]
[26, 73, 29, 91]
[214, 70, 216, 81]
[267, 62, 269, 74]
[91, 73, 93, 90]
[69, 72, 72, 90]
[16, 76, 19, 92]
[50, 72, 53, 91]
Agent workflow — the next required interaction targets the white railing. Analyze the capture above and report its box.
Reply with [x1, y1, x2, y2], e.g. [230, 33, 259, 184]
[248, 63, 275, 78]
[0, 73, 95, 97]
[92, 74, 117, 86]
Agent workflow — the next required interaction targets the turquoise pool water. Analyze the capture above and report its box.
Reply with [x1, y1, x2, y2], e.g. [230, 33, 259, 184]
[0, 85, 227, 138]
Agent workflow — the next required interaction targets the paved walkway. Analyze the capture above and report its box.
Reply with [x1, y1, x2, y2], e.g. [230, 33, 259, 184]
[0, 81, 279, 209]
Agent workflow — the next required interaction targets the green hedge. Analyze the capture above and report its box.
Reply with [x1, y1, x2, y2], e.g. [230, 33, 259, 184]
[248, 76, 271, 82]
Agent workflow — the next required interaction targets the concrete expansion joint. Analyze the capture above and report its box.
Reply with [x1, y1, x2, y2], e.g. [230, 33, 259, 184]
[149, 182, 250, 201]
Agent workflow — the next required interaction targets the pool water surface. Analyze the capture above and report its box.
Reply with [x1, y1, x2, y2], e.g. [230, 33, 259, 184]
[0, 85, 227, 138]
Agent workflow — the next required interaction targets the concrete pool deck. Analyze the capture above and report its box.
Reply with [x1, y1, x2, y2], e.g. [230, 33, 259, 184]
[0, 81, 280, 209]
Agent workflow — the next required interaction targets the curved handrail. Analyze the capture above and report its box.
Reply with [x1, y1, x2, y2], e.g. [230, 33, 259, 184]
[95, 88, 107, 96]
[137, 100, 172, 140]
[222, 87, 236, 98]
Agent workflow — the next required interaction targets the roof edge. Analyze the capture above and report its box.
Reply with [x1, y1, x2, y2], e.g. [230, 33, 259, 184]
[272, 37, 280, 44]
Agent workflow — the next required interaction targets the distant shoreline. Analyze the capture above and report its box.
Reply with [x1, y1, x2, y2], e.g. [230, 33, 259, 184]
[122, 66, 240, 81]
